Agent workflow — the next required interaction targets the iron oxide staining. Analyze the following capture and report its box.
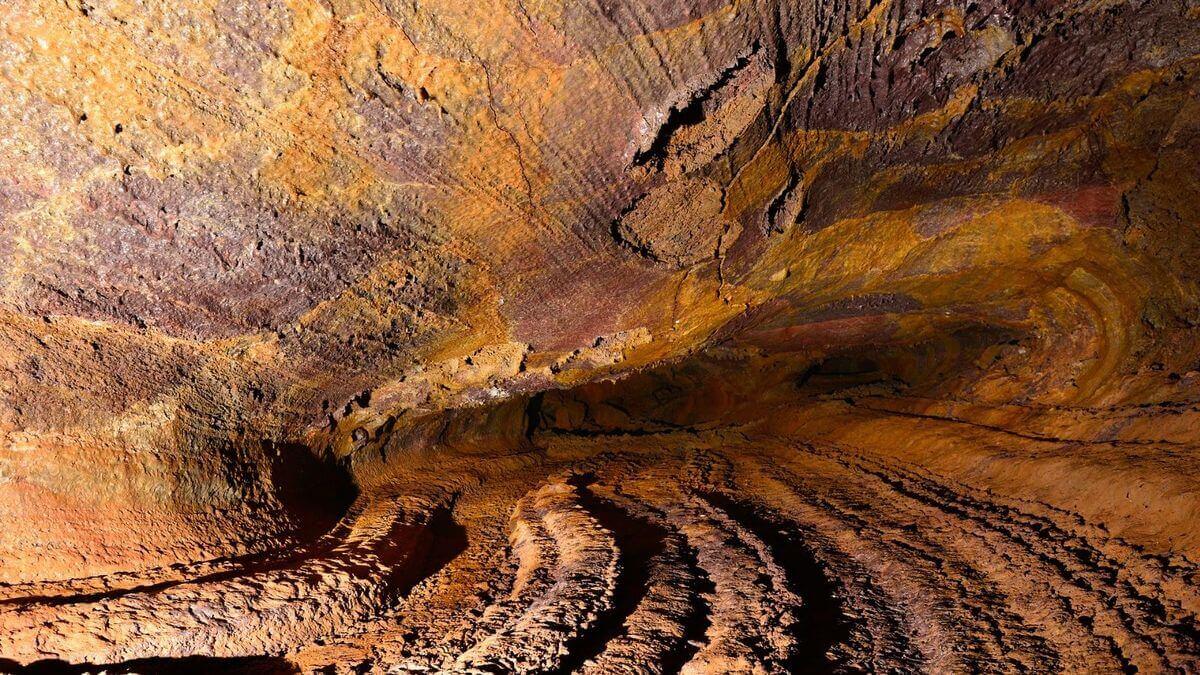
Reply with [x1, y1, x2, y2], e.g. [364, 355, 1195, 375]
[3, 0, 1200, 672]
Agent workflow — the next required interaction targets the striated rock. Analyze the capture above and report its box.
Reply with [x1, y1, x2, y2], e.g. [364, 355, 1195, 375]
[1, 0, 1199, 671]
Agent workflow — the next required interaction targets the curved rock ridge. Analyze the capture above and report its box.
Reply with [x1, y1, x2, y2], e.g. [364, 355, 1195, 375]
[6, 418, 1197, 673]
[2, 0, 1200, 671]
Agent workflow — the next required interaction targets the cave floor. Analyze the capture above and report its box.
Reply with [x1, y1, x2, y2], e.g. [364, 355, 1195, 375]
[3, 400, 1197, 674]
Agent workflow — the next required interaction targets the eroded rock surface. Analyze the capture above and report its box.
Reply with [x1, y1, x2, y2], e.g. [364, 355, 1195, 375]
[2, 0, 1199, 672]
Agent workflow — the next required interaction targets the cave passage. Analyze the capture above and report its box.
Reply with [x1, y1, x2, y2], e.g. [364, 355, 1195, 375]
[2, 0, 1200, 672]
[4, 337, 1199, 673]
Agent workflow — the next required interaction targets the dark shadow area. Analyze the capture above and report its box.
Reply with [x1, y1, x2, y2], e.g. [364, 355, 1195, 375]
[267, 441, 359, 542]
[551, 476, 669, 673]
[381, 504, 469, 595]
[0, 656, 297, 675]
[797, 355, 885, 389]
[659, 544, 717, 675]
[697, 491, 852, 674]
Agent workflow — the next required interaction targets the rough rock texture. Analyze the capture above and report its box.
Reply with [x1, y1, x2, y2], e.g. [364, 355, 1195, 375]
[1, 0, 1200, 671]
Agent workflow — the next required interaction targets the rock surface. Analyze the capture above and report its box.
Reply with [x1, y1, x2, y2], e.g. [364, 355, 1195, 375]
[1, 0, 1199, 671]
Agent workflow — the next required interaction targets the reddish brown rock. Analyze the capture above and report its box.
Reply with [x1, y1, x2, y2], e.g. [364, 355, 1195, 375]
[1, 0, 1199, 671]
